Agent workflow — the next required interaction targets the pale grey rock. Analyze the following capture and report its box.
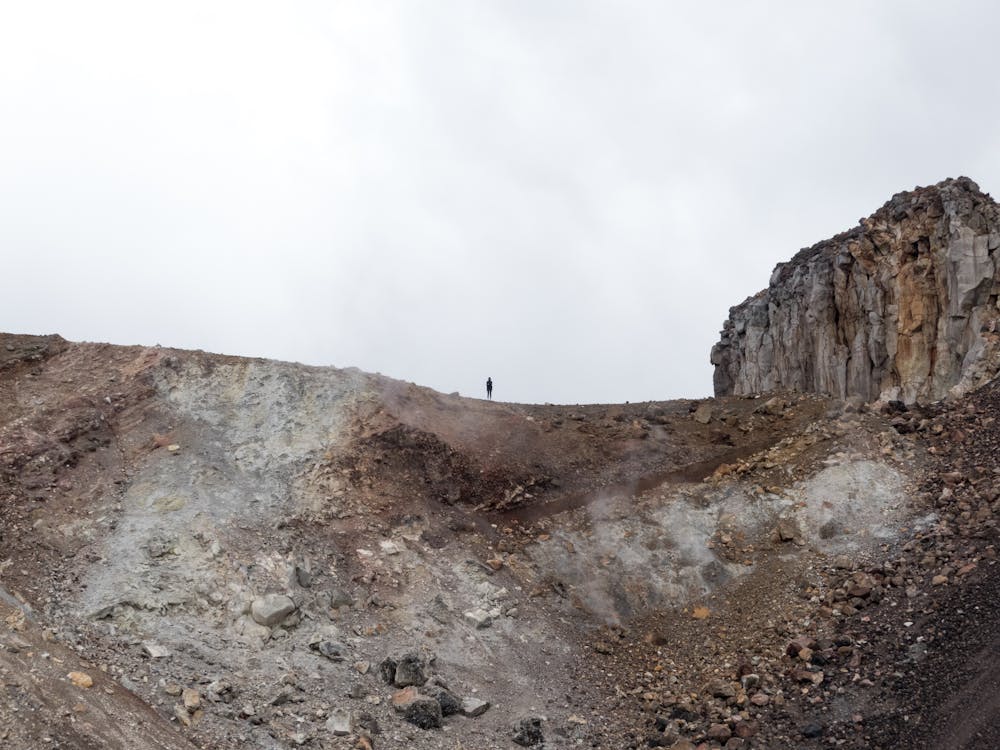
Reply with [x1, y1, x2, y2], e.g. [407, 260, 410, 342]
[250, 594, 296, 627]
[312, 640, 348, 661]
[294, 559, 312, 588]
[142, 640, 170, 658]
[379, 540, 402, 555]
[461, 696, 491, 717]
[234, 615, 271, 640]
[328, 587, 354, 609]
[464, 608, 493, 629]
[693, 402, 713, 424]
[326, 708, 352, 736]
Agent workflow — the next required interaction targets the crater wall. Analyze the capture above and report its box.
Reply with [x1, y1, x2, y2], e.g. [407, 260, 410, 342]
[712, 177, 1000, 403]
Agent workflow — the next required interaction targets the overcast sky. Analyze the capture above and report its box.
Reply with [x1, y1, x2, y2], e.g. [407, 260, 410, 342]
[2, 2, 999, 404]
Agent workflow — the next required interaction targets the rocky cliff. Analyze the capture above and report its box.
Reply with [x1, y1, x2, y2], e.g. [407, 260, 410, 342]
[712, 177, 1000, 403]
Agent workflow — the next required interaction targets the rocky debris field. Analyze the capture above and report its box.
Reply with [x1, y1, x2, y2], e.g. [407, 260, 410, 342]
[2, 332, 1000, 749]
[594, 387, 1000, 750]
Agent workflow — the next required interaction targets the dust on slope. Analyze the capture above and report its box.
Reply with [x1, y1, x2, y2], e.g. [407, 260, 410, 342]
[597, 379, 1000, 750]
[0, 332, 930, 749]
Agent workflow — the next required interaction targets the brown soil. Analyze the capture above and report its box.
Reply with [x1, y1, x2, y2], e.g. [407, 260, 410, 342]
[1, 332, 998, 749]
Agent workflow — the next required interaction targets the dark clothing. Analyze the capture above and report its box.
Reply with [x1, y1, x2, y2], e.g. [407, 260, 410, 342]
[486, 378, 493, 400]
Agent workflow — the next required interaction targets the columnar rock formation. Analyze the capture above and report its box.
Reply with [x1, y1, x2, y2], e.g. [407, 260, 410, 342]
[712, 177, 1000, 403]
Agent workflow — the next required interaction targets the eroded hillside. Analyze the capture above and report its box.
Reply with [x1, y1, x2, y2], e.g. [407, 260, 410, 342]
[4, 331, 995, 750]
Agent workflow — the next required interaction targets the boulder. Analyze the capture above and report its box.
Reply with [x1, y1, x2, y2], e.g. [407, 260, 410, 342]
[693, 403, 713, 424]
[801, 722, 824, 738]
[393, 652, 428, 687]
[461, 697, 490, 717]
[325, 709, 352, 736]
[434, 689, 462, 716]
[250, 594, 296, 627]
[391, 687, 442, 729]
[706, 723, 731, 742]
[312, 640, 348, 661]
[328, 587, 354, 609]
[378, 657, 397, 684]
[704, 679, 736, 699]
[464, 608, 493, 629]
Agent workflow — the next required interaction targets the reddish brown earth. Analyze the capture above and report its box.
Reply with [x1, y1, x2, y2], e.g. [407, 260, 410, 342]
[1, 331, 999, 749]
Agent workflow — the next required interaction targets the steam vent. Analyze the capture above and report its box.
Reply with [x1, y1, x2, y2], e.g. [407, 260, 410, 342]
[711, 177, 1000, 403]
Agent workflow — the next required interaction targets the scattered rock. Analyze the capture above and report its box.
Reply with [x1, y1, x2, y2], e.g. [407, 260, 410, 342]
[786, 635, 817, 656]
[355, 711, 380, 735]
[329, 587, 355, 609]
[182, 688, 201, 711]
[512, 716, 544, 746]
[801, 722, 824, 738]
[311, 640, 348, 661]
[693, 403, 713, 424]
[379, 540, 402, 555]
[833, 554, 854, 570]
[174, 705, 193, 727]
[759, 396, 787, 416]
[775, 517, 801, 543]
[819, 519, 844, 539]
[250, 594, 296, 627]
[391, 686, 442, 729]
[294, 561, 312, 588]
[461, 696, 490, 717]
[393, 652, 428, 687]
[67, 672, 93, 689]
[434, 688, 462, 716]
[326, 709, 352, 736]
[706, 723, 732, 742]
[378, 657, 397, 684]
[704, 679, 736, 699]
[142, 641, 170, 658]
[464, 608, 493, 629]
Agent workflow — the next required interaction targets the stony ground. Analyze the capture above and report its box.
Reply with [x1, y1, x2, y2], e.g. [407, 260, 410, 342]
[1, 332, 998, 749]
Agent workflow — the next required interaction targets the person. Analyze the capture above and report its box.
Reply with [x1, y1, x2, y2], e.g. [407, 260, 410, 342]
[486, 377, 493, 400]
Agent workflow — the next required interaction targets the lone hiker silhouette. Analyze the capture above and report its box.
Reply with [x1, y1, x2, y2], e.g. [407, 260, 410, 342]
[486, 377, 493, 400]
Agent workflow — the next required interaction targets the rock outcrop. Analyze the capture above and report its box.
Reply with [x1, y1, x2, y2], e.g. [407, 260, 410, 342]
[712, 177, 1000, 403]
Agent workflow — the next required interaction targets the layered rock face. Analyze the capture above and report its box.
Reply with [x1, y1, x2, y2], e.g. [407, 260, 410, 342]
[712, 177, 1000, 403]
